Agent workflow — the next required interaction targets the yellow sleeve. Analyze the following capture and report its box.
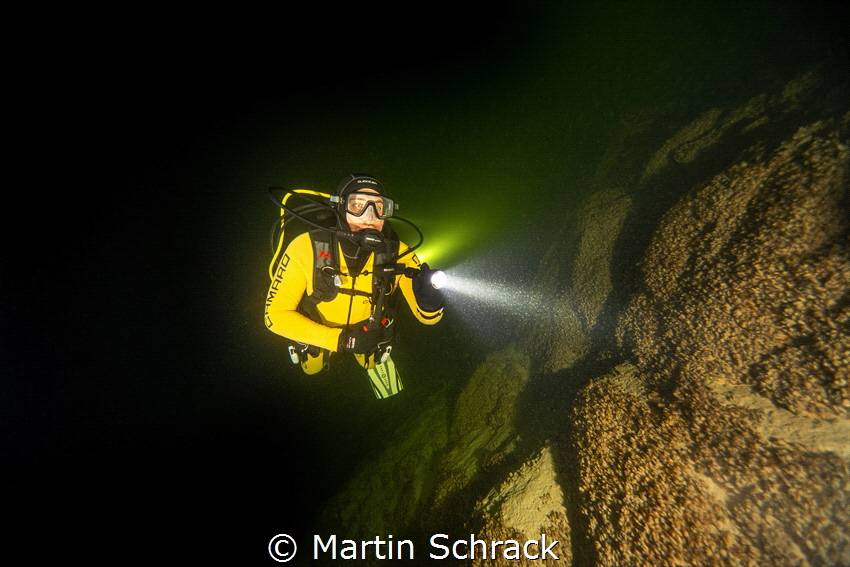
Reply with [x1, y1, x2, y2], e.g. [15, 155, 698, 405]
[397, 242, 443, 325]
[264, 233, 343, 351]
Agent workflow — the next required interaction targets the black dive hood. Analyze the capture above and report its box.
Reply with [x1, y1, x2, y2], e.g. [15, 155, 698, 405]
[267, 186, 423, 261]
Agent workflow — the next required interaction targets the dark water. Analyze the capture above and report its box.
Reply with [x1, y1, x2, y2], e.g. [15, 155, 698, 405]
[6, 1, 847, 562]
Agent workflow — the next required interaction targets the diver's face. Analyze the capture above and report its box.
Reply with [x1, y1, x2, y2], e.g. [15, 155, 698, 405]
[346, 189, 385, 233]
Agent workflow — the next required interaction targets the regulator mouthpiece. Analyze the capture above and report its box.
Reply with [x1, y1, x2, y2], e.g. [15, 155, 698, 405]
[340, 228, 385, 251]
[430, 270, 447, 290]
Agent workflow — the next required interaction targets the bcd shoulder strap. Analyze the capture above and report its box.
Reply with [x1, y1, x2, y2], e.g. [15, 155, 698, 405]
[308, 228, 340, 303]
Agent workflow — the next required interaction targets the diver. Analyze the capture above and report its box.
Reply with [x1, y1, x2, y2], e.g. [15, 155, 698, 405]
[264, 174, 445, 398]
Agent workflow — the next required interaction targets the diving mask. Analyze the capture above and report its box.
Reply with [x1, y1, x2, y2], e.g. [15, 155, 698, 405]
[333, 191, 396, 220]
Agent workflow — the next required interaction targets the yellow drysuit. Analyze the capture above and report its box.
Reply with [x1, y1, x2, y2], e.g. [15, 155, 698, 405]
[264, 232, 442, 372]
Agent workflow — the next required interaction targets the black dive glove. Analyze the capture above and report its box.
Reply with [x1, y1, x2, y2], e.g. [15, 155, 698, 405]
[412, 263, 445, 312]
[339, 321, 386, 354]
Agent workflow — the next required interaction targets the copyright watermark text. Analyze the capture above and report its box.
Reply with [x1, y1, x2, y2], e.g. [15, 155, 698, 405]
[269, 534, 297, 562]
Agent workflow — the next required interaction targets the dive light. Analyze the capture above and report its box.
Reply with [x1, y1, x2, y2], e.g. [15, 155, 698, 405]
[400, 266, 447, 289]
[430, 270, 447, 290]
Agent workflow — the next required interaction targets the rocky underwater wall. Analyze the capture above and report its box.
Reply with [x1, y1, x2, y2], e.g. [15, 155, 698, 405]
[315, 71, 849, 566]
